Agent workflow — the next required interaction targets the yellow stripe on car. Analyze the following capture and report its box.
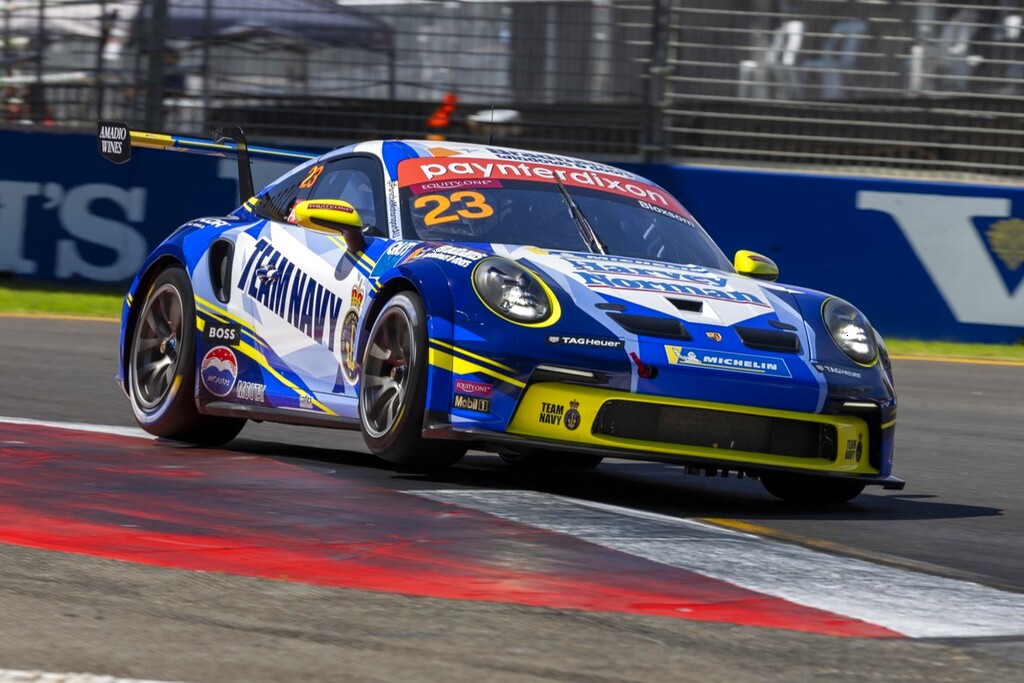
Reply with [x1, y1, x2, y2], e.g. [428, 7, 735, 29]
[428, 347, 525, 389]
[194, 295, 258, 335]
[195, 307, 335, 416]
[429, 338, 516, 374]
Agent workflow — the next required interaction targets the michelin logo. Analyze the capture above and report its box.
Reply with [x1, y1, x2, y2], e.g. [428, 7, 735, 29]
[857, 191, 1024, 328]
[665, 347, 791, 378]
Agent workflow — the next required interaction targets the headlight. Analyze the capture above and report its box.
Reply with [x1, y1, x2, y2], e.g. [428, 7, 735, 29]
[822, 298, 877, 365]
[473, 257, 553, 324]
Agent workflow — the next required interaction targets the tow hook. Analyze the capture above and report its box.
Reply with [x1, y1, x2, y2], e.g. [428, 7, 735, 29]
[629, 351, 658, 379]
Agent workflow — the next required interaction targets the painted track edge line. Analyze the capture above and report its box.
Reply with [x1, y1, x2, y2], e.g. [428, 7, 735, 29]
[0, 416, 152, 440]
[701, 517, 1024, 594]
[413, 489, 1024, 639]
[0, 669, 185, 683]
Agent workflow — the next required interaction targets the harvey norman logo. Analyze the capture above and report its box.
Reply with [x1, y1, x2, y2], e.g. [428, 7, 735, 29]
[664, 347, 791, 378]
[857, 191, 1024, 327]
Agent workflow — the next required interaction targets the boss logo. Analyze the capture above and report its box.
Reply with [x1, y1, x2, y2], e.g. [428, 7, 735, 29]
[204, 322, 241, 346]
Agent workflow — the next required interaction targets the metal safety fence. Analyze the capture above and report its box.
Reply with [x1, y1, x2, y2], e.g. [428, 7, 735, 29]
[664, 0, 1024, 181]
[2, 1, 1023, 178]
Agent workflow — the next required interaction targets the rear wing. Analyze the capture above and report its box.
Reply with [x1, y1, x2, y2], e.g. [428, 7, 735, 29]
[97, 121, 316, 204]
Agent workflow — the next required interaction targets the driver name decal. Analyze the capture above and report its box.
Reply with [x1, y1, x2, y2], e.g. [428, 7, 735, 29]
[566, 259, 729, 287]
[237, 238, 346, 352]
[578, 271, 765, 305]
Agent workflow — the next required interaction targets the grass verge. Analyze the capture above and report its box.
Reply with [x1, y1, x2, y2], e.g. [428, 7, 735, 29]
[886, 338, 1024, 362]
[0, 281, 123, 319]
[1, 281, 1022, 362]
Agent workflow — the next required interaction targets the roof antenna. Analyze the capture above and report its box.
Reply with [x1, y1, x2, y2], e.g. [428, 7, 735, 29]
[488, 105, 495, 145]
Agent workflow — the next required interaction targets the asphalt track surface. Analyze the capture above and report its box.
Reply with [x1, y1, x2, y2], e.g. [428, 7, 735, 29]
[0, 316, 1023, 682]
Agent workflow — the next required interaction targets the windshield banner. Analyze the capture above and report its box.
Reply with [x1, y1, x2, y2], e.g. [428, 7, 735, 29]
[397, 157, 692, 220]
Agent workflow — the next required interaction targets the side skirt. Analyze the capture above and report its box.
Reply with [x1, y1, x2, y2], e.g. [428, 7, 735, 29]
[202, 401, 361, 430]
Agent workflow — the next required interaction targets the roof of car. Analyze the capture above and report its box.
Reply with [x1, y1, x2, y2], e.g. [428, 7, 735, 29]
[324, 139, 653, 185]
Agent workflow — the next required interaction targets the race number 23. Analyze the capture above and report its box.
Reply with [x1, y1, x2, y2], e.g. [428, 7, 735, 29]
[414, 191, 494, 226]
[299, 164, 325, 189]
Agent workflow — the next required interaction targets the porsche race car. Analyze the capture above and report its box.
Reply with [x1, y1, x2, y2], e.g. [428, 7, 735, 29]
[104, 124, 904, 504]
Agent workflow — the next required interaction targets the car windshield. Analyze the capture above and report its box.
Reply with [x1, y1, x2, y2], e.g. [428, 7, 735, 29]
[397, 158, 733, 271]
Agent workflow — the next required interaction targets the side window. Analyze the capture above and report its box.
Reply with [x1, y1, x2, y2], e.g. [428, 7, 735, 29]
[253, 163, 316, 222]
[308, 156, 387, 236]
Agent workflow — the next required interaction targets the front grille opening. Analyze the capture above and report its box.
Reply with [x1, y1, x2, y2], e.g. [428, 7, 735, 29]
[593, 401, 836, 460]
[735, 326, 802, 353]
[607, 313, 692, 340]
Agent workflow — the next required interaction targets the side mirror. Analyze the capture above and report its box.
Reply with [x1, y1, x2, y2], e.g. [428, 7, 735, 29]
[292, 199, 366, 252]
[734, 249, 779, 281]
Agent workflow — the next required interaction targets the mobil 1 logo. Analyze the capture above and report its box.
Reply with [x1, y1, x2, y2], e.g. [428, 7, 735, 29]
[98, 121, 131, 164]
[204, 321, 241, 347]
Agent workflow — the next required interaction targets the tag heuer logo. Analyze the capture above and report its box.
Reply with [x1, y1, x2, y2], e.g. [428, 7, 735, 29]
[706, 331, 722, 342]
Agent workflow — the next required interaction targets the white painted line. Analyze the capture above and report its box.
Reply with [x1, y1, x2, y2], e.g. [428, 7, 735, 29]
[413, 489, 1024, 639]
[0, 416, 152, 440]
[0, 669, 185, 683]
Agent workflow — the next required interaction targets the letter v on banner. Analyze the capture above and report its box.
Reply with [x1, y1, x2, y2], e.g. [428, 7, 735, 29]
[856, 191, 1024, 328]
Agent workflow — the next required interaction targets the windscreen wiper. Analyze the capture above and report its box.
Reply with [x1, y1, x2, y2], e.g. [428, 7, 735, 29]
[554, 177, 607, 255]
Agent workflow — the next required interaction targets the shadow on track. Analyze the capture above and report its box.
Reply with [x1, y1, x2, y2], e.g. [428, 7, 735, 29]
[217, 437, 1002, 525]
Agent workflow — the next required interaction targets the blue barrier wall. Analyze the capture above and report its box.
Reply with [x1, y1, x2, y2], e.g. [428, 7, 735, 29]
[622, 164, 1024, 343]
[0, 129, 237, 285]
[1, 129, 1021, 342]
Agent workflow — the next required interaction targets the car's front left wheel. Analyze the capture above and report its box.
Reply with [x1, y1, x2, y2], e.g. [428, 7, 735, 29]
[359, 291, 465, 471]
[128, 266, 245, 445]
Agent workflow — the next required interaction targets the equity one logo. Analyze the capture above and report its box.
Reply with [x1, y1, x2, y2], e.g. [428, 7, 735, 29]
[857, 191, 1024, 328]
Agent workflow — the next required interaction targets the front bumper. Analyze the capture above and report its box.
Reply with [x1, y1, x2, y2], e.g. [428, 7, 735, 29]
[430, 381, 901, 486]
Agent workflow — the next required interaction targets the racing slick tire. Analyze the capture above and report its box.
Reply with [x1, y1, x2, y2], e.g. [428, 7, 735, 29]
[359, 291, 465, 471]
[759, 471, 866, 505]
[499, 450, 603, 470]
[128, 267, 245, 446]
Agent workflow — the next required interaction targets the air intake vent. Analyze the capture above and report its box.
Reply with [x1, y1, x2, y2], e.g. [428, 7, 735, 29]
[735, 326, 801, 353]
[667, 298, 703, 313]
[608, 313, 691, 340]
[593, 401, 837, 461]
[208, 239, 234, 304]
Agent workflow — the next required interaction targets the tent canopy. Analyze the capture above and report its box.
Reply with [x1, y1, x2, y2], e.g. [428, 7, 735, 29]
[1, 1, 393, 51]
[162, 0, 393, 51]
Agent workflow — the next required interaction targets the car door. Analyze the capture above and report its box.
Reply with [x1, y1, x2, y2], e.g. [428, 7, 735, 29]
[239, 155, 388, 420]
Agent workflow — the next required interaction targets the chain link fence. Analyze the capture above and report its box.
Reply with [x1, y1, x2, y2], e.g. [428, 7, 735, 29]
[2, 1, 1023, 178]
[667, 0, 1024, 181]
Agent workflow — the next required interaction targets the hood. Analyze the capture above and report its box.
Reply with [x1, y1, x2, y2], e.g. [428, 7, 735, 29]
[498, 246, 811, 342]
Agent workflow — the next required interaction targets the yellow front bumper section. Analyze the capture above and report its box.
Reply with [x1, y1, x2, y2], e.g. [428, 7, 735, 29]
[507, 383, 879, 475]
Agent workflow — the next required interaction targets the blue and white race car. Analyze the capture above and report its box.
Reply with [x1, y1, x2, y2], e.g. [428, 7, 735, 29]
[107, 125, 903, 504]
